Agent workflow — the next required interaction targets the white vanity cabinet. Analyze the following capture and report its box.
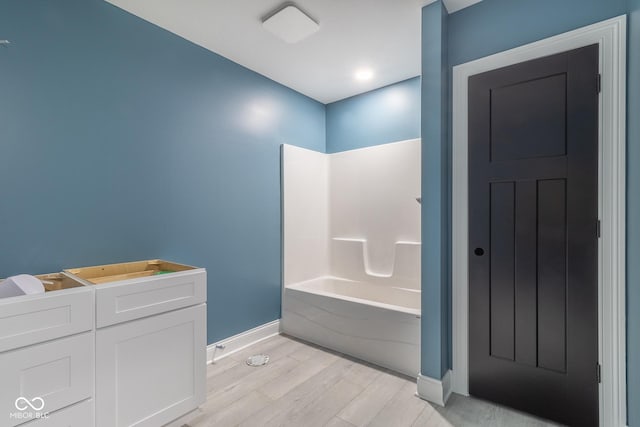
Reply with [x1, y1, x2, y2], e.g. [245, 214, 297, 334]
[65, 260, 207, 427]
[0, 273, 94, 427]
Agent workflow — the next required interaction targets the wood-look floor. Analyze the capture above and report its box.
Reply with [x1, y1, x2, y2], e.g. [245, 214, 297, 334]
[180, 334, 561, 427]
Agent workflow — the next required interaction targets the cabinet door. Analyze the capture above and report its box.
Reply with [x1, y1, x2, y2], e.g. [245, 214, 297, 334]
[96, 304, 206, 427]
[0, 333, 93, 427]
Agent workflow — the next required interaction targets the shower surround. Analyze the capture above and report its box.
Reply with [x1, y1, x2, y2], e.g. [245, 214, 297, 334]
[281, 139, 421, 376]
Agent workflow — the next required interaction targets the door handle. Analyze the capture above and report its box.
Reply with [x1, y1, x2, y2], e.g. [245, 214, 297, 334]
[474, 248, 485, 256]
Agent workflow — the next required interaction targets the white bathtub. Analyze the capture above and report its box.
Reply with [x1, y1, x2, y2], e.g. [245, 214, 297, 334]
[281, 277, 420, 377]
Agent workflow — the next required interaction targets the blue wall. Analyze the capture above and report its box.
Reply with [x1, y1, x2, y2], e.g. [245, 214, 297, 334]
[325, 77, 421, 153]
[627, 0, 640, 424]
[0, 0, 325, 344]
[421, 1, 449, 379]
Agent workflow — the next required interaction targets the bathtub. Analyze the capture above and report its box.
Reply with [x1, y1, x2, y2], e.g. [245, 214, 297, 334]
[281, 277, 420, 377]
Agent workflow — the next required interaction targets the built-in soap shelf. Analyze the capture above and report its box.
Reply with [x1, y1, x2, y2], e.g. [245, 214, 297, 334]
[331, 237, 420, 283]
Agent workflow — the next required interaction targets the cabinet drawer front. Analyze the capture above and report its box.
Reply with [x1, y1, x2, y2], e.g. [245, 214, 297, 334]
[0, 288, 93, 353]
[95, 270, 206, 327]
[22, 399, 93, 427]
[96, 304, 206, 427]
[0, 333, 93, 427]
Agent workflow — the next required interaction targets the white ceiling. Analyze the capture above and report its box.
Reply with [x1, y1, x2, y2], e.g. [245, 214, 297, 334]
[106, 0, 481, 104]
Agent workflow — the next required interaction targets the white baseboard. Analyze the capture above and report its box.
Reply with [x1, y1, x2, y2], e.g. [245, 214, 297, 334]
[416, 370, 452, 407]
[207, 319, 281, 363]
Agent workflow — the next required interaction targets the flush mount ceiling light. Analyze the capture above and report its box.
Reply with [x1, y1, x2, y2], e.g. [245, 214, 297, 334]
[354, 68, 374, 81]
[262, 4, 319, 44]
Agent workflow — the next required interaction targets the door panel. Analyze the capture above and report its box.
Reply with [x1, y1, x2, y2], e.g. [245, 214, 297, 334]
[514, 180, 537, 367]
[489, 182, 515, 361]
[468, 45, 599, 426]
[490, 74, 567, 161]
[537, 179, 567, 373]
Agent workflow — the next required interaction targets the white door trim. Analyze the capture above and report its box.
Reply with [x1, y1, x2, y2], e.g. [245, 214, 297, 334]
[451, 15, 627, 427]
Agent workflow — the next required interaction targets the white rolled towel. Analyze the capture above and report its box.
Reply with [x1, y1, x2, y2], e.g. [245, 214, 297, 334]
[0, 275, 45, 299]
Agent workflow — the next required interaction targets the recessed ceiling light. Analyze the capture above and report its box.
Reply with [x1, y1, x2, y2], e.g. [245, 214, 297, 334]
[263, 5, 319, 44]
[354, 68, 374, 81]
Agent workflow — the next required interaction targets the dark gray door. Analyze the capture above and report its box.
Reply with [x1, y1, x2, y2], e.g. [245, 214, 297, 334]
[468, 45, 599, 426]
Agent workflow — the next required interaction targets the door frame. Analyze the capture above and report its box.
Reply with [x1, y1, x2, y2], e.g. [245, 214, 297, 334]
[451, 15, 627, 427]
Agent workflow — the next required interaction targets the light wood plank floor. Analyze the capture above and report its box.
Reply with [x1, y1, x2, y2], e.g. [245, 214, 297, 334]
[181, 334, 562, 427]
